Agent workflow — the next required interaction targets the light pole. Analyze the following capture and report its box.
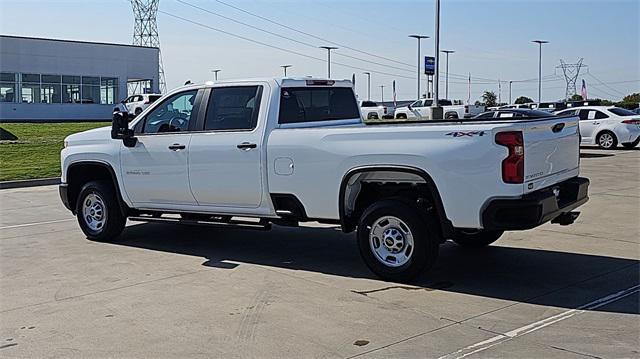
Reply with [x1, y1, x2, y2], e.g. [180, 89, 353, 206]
[380, 85, 385, 103]
[363, 72, 371, 101]
[441, 50, 454, 100]
[433, 0, 441, 107]
[408, 35, 429, 100]
[319, 46, 338, 78]
[509, 80, 513, 104]
[211, 69, 221, 81]
[281, 65, 292, 77]
[532, 40, 548, 103]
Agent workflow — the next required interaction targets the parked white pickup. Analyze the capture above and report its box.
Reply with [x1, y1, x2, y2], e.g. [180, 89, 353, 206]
[60, 78, 589, 281]
[394, 99, 485, 120]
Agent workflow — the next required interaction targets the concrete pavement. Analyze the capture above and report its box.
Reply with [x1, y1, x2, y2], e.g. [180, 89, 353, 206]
[1, 147, 638, 358]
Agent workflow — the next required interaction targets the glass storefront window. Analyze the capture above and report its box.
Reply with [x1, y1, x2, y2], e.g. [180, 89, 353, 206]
[41, 84, 62, 104]
[62, 75, 80, 84]
[21, 84, 41, 103]
[63, 84, 80, 103]
[100, 77, 118, 104]
[0, 72, 16, 103]
[21, 73, 40, 83]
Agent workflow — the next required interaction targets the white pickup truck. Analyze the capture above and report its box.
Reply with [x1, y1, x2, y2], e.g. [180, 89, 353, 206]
[359, 100, 393, 120]
[394, 99, 485, 120]
[60, 78, 589, 282]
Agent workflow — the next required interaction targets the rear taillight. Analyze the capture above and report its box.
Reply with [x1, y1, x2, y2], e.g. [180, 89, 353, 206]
[144, 100, 150, 104]
[621, 119, 640, 125]
[496, 131, 524, 184]
[464, 105, 469, 113]
[383, 106, 388, 114]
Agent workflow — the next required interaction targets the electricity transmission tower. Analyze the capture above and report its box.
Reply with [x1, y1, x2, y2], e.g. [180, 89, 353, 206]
[131, 0, 166, 93]
[557, 58, 586, 100]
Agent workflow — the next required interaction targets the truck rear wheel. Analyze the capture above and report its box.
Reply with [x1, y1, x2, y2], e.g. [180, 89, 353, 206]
[76, 180, 126, 242]
[452, 230, 503, 248]
[357, 200, 440, 282]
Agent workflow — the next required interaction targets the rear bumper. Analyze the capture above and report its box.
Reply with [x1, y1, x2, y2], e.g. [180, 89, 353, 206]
[482, 177, 589, 230]
[59, 183, 72, 211]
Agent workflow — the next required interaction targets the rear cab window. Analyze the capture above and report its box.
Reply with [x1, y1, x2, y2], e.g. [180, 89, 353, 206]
[361, 101, 378, 107]
[279, 86, 360, 125]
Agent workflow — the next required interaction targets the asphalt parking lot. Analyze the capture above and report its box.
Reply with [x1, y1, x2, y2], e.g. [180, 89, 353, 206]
[1, 147, 638, 358]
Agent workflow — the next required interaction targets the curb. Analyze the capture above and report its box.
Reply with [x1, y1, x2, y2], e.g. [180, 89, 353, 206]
[0, 178, 61, 190]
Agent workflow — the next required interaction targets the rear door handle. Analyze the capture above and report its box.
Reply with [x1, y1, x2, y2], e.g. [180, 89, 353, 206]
[168, 144, 186, 151]
[237, 142, 257, 150]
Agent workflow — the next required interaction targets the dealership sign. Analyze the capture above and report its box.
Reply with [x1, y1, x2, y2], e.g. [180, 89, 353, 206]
[424, 56, 435, 75]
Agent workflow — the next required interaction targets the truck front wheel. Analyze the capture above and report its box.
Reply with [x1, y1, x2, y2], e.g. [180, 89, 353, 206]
[357, 200, 440, 282]
[76, 180, 126, 242]
[452, 230, 503, 248]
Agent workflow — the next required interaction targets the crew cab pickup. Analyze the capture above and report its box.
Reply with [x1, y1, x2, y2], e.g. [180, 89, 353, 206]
[60, 78, 589, 282]
[394, 98, 485, 120]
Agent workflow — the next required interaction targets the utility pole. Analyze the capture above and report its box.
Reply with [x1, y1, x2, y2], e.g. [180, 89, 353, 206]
[498, 79, 502, 104]
[363, 72, 371, 101]
[532, 40, 548, 103]
[211, 69, 221, 81]
[441, 50, 454, 99]
[319, 46, 338, 78]
[408, 35, 429, 100]
[380, 85, 385, 103]
[433, 0, 441, 107]
[280, 65, 292, 77]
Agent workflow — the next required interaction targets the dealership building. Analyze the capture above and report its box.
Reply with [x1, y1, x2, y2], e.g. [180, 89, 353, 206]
[0, 35, 159, 122]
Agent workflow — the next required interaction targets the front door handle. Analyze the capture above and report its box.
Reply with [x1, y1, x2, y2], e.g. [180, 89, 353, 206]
[168, 144, 186, 151]
[237, 142, 257, 150]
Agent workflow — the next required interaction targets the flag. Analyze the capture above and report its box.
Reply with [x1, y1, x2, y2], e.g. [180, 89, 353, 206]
[581, 79, 587, 100]
[392, 80, 397, 107]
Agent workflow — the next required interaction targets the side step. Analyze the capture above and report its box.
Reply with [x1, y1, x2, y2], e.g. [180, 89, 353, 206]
[128, 216, 272, 231]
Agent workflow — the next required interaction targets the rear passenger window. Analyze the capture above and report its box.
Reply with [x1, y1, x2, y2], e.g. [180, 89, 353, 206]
[278, 87, 360, 124]
[594, 111, 608, 119]
[204, 86, 262, 131]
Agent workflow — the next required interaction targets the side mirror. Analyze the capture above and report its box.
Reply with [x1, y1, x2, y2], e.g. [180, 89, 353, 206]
[408, 104, 413, 111]
[111, 111, 137, 147]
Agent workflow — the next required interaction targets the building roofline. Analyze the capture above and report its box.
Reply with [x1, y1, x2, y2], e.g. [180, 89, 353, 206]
[0, 34, 159, 50]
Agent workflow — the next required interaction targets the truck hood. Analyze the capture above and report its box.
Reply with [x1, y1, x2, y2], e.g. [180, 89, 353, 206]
[65, 125, 112, 146]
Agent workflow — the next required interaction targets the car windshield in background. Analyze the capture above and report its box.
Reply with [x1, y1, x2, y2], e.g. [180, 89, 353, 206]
[361, 101, 378, 107]
[609, 108, 637, 117]
[279, 87, 359, 124]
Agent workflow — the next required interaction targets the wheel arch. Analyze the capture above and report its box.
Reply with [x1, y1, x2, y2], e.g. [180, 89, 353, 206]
[66, 161, 129, 216]
[338, 165, 453, 237]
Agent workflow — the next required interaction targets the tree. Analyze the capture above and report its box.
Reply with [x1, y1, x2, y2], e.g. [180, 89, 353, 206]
[482, 91, 498, 107]
[514, 96, 533, 104]
[569, 94, 584, 101]
[618, 93, 640, 109]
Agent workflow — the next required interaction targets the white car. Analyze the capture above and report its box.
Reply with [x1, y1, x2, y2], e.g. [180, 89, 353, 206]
[60, 77, 589, 282]
[117, 94, 162, 116]
[394, 99, 485, 120]
[555, 106, 640, 149]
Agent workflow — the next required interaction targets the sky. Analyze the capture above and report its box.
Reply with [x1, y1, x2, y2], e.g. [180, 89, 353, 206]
[1, 0, 638, 102]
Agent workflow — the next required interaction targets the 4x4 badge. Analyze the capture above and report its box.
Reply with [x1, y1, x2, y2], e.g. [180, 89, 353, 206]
[445, 131, 486, 137]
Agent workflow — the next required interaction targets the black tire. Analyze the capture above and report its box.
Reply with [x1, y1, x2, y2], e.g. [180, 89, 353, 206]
[357, 199, 440, 282]
[134, 107, 142, 116]
[596, 131, 617, 150]
[396, 114, 407, 119]
[452, 230, 504, 248]
[622, 138, 640, 149]
[75, 180, 126, 242]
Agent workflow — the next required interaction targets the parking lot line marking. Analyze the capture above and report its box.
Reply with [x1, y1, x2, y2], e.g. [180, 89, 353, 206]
[0, 218, 75, 230]
[438, 284, 640, 359]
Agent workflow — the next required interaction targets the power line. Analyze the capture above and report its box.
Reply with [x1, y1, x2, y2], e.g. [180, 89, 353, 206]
[158, 10, 420, 80]
[205, 0, 416, 68]
[174, 0, 416, 74]
[586, 72, 627, 97]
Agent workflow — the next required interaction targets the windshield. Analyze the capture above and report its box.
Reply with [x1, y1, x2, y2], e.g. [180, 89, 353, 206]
[609, 108, 637, 116]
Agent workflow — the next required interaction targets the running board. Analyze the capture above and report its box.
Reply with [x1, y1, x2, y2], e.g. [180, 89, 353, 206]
[128, 216, 272, 231]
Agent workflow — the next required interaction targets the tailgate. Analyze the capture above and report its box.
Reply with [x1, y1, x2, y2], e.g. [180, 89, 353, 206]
[522, 115, 580, 193]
